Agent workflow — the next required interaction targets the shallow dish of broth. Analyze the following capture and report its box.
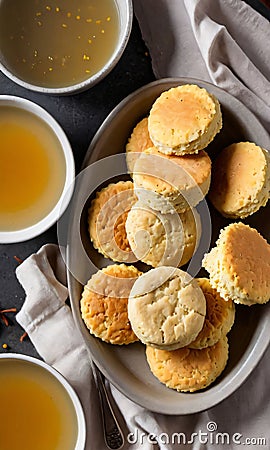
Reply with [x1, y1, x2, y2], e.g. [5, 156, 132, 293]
[0, 353, 86, 450]
[0, 96, 74, 243]
[0, 0, 133, 94]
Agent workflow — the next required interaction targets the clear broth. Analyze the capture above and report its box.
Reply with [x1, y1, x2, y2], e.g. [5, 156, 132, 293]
[0, 106, 66, 231]
[0, 0, 119, 88]
[0, 359, 78, 450]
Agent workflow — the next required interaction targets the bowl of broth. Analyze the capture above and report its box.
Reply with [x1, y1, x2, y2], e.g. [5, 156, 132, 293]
[0, 95, 75, 243]
[0, 0, 133, 94]
[0, 353, 86, 450]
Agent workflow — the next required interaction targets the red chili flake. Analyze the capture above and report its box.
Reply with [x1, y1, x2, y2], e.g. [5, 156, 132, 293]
[20, 331, 28, 342]
[14, 256, 23, 264]
[0, 308, 17, 326]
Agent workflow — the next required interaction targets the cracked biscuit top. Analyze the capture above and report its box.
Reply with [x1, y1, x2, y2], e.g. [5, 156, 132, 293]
[81, 264, 141, 345]
[188, 278, 235, 349]
[148, 84, 222, 155]
[128, 266, 206, 350]
[146, 336, 229, 392]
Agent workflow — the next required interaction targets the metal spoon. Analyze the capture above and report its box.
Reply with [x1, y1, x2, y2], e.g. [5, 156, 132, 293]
[91, 360, 125, 450]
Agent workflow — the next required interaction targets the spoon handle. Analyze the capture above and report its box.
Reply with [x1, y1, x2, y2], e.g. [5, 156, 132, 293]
[91, 361, 124, 450]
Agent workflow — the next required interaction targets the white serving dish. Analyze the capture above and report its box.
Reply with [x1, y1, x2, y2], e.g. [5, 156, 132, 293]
[66, 78, 270, 414]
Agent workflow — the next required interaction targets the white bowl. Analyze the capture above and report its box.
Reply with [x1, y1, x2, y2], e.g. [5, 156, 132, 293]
[0, 0, 133, 95]
[0, 95, 75, 243]
[0, 353, 86, 450]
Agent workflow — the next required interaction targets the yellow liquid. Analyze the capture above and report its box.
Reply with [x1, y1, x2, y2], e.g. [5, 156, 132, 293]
[0, 360, 78, 450]
[0, 0, 119, 88]
[0, 106, 66, 231]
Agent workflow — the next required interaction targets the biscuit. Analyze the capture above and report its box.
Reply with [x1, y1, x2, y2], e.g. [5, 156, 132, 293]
[133, 146, 211, 213]
[148, 84, 222, 155]
[188, 278, 235, 349]
[125, 202, 200, 268]
[81, 264, 141, 345]
[146, 336, 229, 392]
[126, 117, 153, 176]
[202, 223, 270, 305]
[128, 266, 206, 350]
[88, 181, 137, 263]
[209, 142, 270, 219]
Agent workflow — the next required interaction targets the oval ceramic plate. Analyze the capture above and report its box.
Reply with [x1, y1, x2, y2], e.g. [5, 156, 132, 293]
[66, 78, 270, 414]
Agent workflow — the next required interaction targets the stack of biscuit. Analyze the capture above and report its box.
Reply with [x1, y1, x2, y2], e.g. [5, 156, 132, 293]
[125, 83, 222, 268]
[128, 267, 235, 392]
[81, 82, 270, 396]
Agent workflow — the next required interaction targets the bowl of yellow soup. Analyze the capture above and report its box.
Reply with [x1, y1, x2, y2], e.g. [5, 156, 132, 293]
[0, 95, 75, 243]
[0, 353, 86, 450]
[0, 0, 133, 94]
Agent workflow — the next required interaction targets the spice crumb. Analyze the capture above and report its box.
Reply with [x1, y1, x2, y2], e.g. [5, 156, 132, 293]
[20, 332, 28, 343]
[14, 255, 23, 264]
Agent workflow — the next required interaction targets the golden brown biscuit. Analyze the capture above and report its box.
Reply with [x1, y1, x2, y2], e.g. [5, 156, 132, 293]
[125, 202, 200, 268]
[146, 336, 229, 392]
[126, 117, 153, 176]
[188, 278, 235, 349]
[148, 84, 222, 155]
[133, 146, 211, 213]
[209, 142, 270, 218]
[128, 267, 206, 350]
[81, 264, 141, 345]
[203, 223, 270, 305]
[88, 181, 137, 263]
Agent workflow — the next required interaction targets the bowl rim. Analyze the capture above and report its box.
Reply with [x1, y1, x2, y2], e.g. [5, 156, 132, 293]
[0, 95, 75, 243]
[0, 352, 86, 449]
[0, 0, 133, 95]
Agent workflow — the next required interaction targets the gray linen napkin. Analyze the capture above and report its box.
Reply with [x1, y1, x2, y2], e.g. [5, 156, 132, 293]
[16, 1, 270, 449]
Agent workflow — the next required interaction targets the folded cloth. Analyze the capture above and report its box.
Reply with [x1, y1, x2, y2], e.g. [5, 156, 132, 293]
[134, 0, 270, 132]
[16, 244, 270, 450]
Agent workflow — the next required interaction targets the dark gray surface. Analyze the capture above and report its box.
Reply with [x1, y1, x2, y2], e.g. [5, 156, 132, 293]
[0, 17, 154, 357]
[0, 2, 269, 358]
